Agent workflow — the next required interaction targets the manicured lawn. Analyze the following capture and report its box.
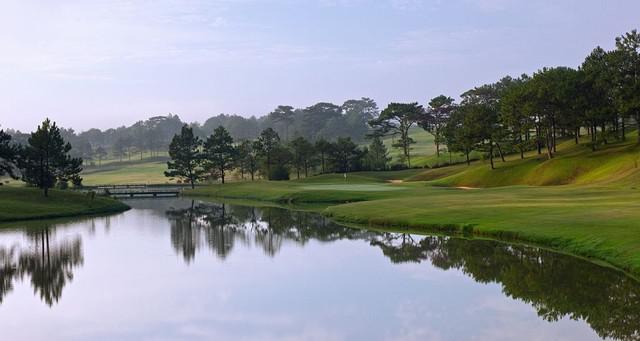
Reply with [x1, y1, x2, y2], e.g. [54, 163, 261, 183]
[81, 159, 173, 185]
[189, 171, 640, 276]
[324, 185, 640, 276]
[0, 187, 129, 222]
[433, 136, 640, 188]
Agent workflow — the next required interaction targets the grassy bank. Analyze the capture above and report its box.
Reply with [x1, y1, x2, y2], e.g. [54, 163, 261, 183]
[324, 185, 640, 275]
[0, 187, 130, 222]
[188, 166, 640, 276]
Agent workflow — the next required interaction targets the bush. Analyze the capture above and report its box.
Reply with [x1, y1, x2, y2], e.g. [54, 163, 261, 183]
[269, 165, 290, 181]
[389, 163, 408, 171]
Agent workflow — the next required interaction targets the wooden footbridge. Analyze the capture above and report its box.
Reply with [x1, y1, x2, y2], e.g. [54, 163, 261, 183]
[80, 184, 192, 198]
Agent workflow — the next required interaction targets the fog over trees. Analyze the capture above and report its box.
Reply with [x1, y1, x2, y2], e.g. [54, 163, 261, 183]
[3, 98, 378, 165]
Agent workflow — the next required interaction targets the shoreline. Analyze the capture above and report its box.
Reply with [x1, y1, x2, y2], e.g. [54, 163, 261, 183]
[0, 187, 130, 223]
[187, 182, 640, 277]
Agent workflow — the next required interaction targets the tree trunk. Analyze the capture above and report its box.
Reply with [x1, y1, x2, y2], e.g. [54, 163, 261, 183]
[266, 156, 271, 180]
[465, 150, 470, 166]
[545, 129, 554, 160]
[489, 141, 495, 169]
[621, 117, 626, 141]
[552, 119, 557, 153]
[574, 128, 579, 144]
[496, 143, 506, 162]
[44, 187, 49, 197]
[536, 126, 542, 155]
[637, 112, 640, 143]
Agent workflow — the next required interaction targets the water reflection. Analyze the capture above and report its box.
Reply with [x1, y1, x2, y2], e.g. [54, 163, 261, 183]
[0, 199, 638, 340]
[0, 226, 83, 306]
[368, 233, 640, 340]
[165, 200, 369, 261]
[165, 200, 640, 340]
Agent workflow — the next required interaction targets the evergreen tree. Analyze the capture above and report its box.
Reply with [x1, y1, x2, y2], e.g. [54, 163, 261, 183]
[288, 136, 315, 178]
[365, 136, 390, 171]
[0, 130, 19, 179]
[165, 125, 204, 189]
[94, 146, 107, 166]
[204, 126, 236, 184]
[420, 95, 455, 157]
[246, 141, 260, 181]
[255, 128, 280, 179]
[19, 119, 83, 196]
[329, 137, 361, 173]
[314, 138, 332, 174]
[369, 102, 423, 167]
[235, 140, 250, 180]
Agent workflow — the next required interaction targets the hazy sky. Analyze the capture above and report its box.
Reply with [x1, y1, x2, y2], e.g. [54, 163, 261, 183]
[0, 0, 638, 132]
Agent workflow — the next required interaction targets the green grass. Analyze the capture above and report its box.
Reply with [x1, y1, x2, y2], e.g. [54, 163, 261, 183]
[381, 128, 435, 164]
[0, 186, 129, 222]
[81, 158, 173, 185]
[433, 136, 640, 188]
[191, 178, 640, 276]
[380, 127, 481, 167]
[323, 185, 640, 275]
[188, 133, 640, 276]
[31, 126, 640, 275]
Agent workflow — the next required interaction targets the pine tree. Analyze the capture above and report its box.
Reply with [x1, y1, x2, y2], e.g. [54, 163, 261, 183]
[204, 126, 236, 184]
[365, 136, 390, 171]
[165, 125, 204, 189]
[19, 119, 83, 196]
[0, 130, 19, 179]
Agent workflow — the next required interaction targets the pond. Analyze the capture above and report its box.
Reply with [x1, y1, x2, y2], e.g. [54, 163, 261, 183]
[0, 198, 638, 340]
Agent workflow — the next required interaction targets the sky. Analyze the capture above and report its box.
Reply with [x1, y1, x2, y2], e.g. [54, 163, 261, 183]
[0, 0, 638, 132]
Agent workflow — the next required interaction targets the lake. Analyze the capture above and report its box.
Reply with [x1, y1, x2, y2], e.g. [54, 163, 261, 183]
[0, 198, 638, 340]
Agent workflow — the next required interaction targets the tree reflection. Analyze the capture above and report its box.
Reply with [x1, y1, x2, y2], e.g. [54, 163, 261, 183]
[168, 201, 640, 339]
[369, 233, 640, 340]
[0, 226, 83, 306]
[165, 201, 366, 261]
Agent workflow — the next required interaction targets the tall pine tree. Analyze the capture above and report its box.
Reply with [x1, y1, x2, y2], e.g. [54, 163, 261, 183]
[204, 126, 236, 184]
[165, 125, 204, 189]
[0, 130, 19, 179]
[19, 119, 83, 196]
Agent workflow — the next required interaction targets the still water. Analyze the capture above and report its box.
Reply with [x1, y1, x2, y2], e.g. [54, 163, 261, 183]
[0, 198, 638, 340]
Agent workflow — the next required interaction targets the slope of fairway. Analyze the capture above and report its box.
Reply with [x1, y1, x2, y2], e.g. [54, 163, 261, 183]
[0, 187, 129, 222]
[324, 185, 640, 276]
[433, 136, 640, 188]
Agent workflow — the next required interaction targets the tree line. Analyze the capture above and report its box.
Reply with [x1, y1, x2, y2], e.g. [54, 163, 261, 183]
[370, 29, 640, 169]
[3, 98, 377, 166]
[164, 125, 391, 186]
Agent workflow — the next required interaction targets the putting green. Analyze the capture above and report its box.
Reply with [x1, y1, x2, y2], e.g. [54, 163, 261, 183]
[300, 184, 405, 192]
